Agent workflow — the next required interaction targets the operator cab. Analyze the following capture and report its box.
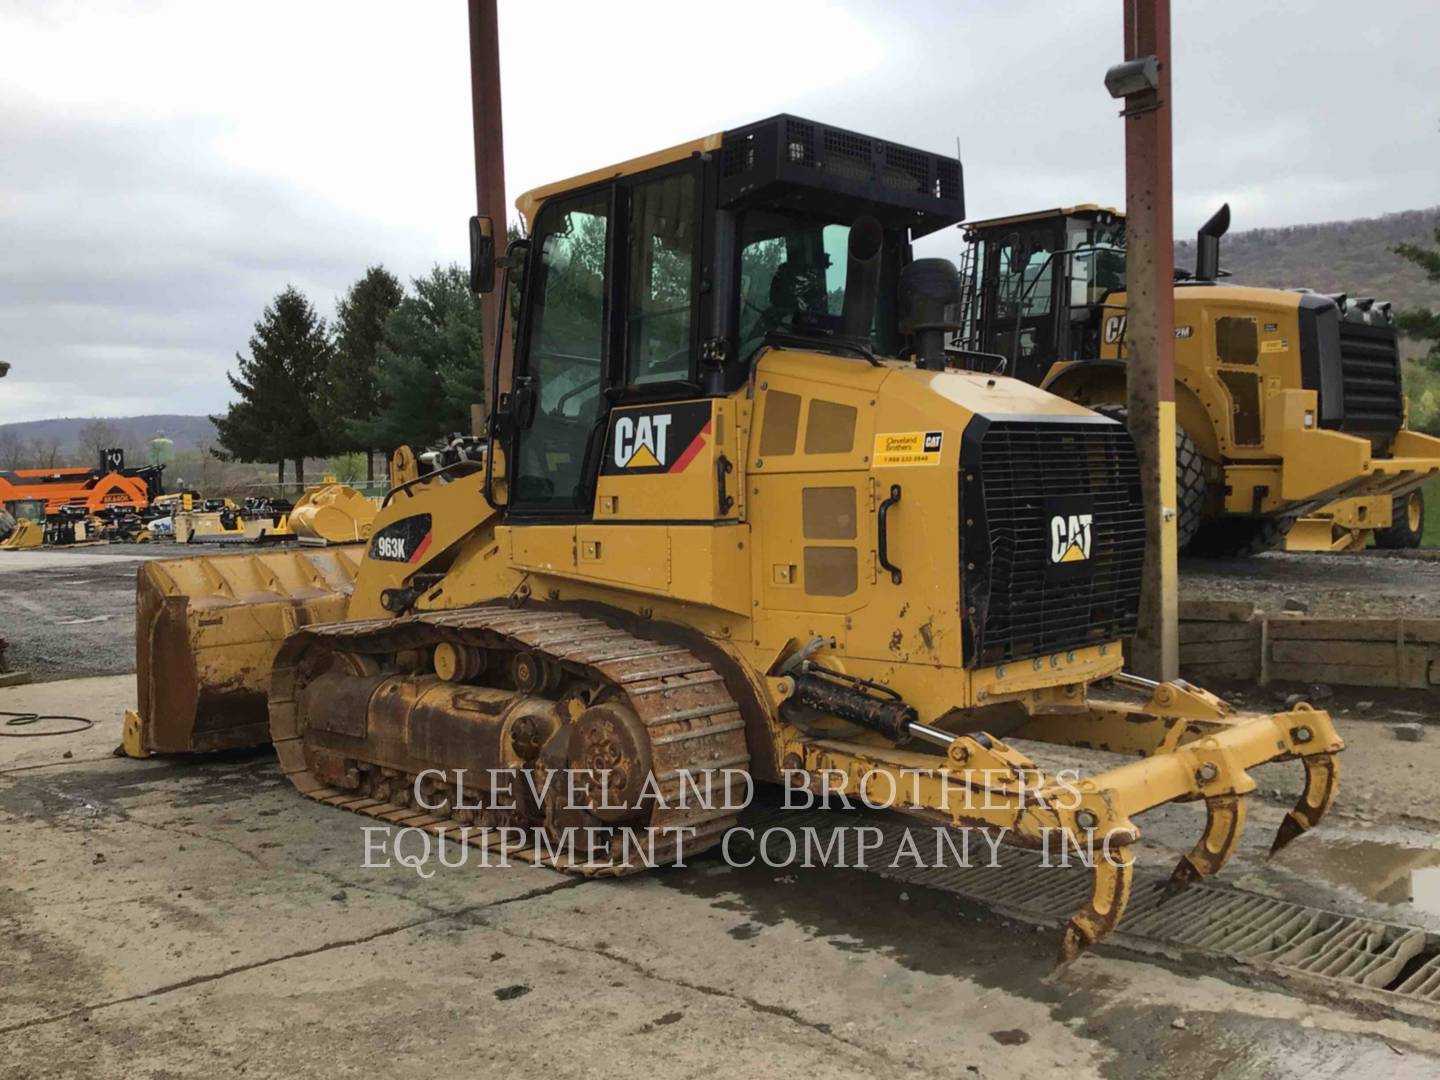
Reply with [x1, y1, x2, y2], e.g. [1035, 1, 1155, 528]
[956, 206, 1125, 384]
[474, 115, 965, 519]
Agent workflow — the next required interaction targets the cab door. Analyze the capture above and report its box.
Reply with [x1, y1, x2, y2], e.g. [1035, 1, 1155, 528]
[508, 188, 614, 516]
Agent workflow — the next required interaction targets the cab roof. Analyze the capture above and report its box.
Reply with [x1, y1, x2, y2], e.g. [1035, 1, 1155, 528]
[515, 132, 723, 224]
[963, 204, 1121, 230]
[516, 115, 965, 237]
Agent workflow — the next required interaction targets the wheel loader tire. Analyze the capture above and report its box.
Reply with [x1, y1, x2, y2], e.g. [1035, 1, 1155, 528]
[1373, 489, 1424, 550]
[1187, 514, 1297, 558]
[1093, 405, 1206, 551]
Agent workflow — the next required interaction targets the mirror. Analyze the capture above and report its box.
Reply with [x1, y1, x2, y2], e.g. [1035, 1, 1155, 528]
[469, 215, 496, 294]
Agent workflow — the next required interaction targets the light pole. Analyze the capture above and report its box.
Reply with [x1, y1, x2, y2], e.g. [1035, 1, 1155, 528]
[1107, 0, 1179, 680]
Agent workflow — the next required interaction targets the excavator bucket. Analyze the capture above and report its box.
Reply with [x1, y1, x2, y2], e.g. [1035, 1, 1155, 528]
[0, 518, 45, 549]
[123, 547, 361, 756]
[288, 483, 379, 545]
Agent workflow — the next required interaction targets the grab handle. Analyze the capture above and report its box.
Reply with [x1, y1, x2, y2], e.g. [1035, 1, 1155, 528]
[878, 484, 902, 584]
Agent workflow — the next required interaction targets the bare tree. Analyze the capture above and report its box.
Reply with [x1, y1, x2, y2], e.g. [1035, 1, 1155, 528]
[28, 437, 63, 469]
[0, 428, 25, 470]
[75, 418, 124, 466]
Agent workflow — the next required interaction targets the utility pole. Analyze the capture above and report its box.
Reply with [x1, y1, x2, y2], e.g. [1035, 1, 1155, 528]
[467, 0, 509, 422]
[1107, 0, 1178, 679]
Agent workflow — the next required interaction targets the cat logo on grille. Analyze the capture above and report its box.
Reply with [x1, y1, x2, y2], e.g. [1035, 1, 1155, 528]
[1049, 513, 1093, 564]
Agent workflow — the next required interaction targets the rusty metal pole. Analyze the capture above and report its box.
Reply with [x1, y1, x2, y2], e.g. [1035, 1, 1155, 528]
[1115, 0, 1178, 679]
[468, 0, 509, 421]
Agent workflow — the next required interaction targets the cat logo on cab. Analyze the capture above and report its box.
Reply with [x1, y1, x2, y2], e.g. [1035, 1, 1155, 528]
[602, 401, 713, 476]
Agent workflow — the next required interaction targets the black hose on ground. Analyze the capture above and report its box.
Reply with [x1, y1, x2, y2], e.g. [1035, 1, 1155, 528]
[0, 710, 95, 737]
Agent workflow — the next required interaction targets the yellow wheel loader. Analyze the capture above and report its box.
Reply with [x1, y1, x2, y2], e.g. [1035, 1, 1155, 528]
[128, 116, 1343, 962]
[956, 205, 1440, 555]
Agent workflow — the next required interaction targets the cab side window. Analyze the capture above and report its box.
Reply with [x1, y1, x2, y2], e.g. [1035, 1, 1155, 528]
[625, 171, 697, 386]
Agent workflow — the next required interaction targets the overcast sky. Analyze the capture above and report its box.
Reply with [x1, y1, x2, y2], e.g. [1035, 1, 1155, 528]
[2, 0, 1437, 423]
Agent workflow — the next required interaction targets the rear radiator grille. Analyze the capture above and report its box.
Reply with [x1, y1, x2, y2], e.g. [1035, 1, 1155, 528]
[1337, 321, 1404, 435]
[961, 419, 1144, 668]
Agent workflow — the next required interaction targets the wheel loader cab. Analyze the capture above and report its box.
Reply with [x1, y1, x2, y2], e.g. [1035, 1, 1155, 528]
[957, 204, 1440, 553]
[959, 206, 1125, 385]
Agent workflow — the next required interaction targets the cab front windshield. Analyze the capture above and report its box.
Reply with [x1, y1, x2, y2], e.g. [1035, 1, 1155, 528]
[736, 209, 898, 358]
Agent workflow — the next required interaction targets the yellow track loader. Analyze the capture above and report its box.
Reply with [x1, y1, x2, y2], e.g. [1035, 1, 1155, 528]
[129, 116, 1342, 962]
[956, 204, 1440, 555]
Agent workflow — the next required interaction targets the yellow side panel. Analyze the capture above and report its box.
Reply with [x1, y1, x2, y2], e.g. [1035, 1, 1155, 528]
[502, 522, 751, 615]
[750, 355, 885, 476]
[664, 525, 751, 613]
[756, 472, 870, 617]
[507, 525, 576, 575]
[575, 524, 670, 590]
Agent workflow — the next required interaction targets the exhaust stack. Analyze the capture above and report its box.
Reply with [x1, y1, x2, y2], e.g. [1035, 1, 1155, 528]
[840, 215, 884, 341]
[1194, 202, 1230, 282]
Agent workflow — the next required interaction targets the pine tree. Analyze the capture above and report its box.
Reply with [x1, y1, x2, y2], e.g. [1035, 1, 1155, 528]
[325, 266, 404, 480]
[213, 286, 334, 487]
[351, 265, 485, 453]
[1394, 227, 1440, 371]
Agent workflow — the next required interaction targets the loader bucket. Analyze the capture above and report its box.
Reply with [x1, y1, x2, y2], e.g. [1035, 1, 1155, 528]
[125, 547, 361, 755]
[0, 519, 45, 549]
[288, 484, 379, 545]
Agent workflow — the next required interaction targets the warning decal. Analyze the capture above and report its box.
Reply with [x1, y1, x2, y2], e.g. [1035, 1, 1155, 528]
[873, 431, 944, 467]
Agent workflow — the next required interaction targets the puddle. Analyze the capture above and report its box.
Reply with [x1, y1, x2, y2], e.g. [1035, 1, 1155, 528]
[1284, 838, 1440, 917]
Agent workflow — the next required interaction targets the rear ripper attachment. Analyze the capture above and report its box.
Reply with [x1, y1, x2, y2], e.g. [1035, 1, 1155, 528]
[269, 606, 750, 874]
[775, 661, 1343, 965]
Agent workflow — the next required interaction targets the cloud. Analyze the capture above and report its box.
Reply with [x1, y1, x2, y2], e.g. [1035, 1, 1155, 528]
[2, 0, 1437, 422]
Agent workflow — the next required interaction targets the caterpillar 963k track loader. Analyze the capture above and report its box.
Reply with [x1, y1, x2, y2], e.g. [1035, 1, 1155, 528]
[955, 204, 1440, 555]
[129, 116, 1342, 962]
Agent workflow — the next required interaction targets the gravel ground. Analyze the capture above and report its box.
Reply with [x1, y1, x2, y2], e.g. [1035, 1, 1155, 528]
[0, 547, 164, 681]
[2, 544, 1439, 681]
[1181, 549, 1440, 617]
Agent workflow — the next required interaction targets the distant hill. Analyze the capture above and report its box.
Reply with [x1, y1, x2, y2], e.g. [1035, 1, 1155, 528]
[1174, 207, 1440, 310]
[0, 414, 217, 455]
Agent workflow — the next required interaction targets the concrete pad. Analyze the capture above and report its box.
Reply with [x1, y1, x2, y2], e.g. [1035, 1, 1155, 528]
[3, 676, 1440, 1079]
[0, 549, 170, 573]
[0, 675, 132, 771]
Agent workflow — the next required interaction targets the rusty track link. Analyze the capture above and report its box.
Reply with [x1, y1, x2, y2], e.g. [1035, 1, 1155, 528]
[268, 605, 750, 877]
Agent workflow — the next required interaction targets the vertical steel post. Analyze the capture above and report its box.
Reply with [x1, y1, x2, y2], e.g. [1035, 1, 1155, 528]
[468, 0, 509, 420]
[1120, 0, 1178, 679]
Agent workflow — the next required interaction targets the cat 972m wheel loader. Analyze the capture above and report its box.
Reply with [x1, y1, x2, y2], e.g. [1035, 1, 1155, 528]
[127, 116, 1343, 963]
[955, 204, 1440, 555]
